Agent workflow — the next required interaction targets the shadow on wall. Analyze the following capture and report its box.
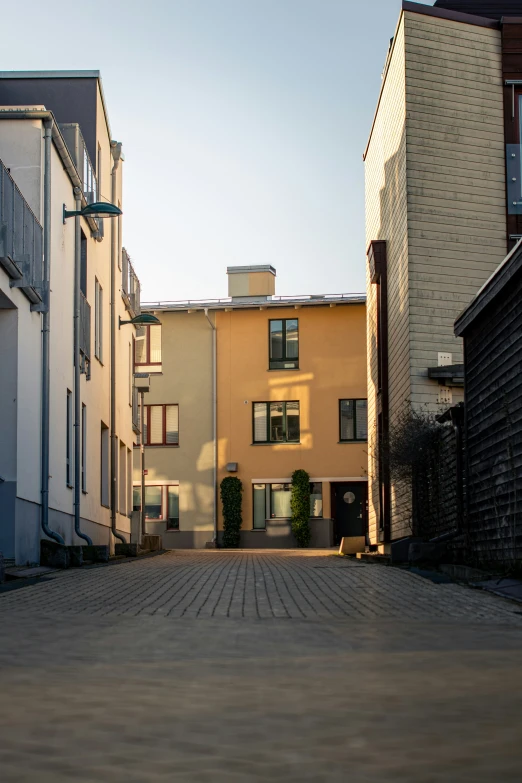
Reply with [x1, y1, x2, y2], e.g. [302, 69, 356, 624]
[368, 123, 408, 530]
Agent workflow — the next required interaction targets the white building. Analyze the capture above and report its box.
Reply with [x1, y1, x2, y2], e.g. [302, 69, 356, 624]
[0, 71, 141, 565]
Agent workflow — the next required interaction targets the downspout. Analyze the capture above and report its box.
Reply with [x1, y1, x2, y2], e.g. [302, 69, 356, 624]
[204, 308, 218, 544]
[110, 141, 126, 544]
[73, 186, 92, 545]
[41, 117, 64, 545]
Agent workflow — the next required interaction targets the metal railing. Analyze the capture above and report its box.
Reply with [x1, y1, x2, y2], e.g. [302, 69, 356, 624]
[142, 292, 367, 310]
[122, 247, 141, 316]
[59, 124, 98, 205]
[80, 292, 91, 362]
[0, 158, 43, 303]
[132, 386, 140, 434]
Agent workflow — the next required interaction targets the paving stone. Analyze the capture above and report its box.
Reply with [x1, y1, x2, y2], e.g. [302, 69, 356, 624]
[1, 550, 522, 781]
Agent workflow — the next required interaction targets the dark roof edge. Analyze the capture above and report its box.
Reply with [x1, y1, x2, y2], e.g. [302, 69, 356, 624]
[402, 1, 499, 29]
[454, 240, 522, 336]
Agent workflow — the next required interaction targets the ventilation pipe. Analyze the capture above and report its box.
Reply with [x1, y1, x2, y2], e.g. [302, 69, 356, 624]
[204, 308, 218, 544]
[110, 141, 126, 544]
[73, 186, 92, 545]
[41, 117, 64, 545]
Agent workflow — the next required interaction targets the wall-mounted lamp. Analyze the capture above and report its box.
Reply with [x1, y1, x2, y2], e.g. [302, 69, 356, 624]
[63, 201, 122, 224]
[119, 313, 161, 329]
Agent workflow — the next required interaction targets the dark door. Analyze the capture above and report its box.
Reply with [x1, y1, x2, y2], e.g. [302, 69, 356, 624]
[332, 483, 367, 545]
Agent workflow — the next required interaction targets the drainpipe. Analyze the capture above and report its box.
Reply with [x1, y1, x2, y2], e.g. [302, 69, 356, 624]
[41, 117, 64, 545]
[140, 390, 146, 539]
[204, 308, 218, 544]
[73, 186, 92, 545]
[110, 141, 126, 544]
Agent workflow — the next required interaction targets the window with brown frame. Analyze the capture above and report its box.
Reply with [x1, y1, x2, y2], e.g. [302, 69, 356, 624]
[138, 404, 179, 446]
[134, 324, 162, 366]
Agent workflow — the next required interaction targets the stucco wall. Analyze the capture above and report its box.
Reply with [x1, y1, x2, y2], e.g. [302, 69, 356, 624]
[216, 303, 367, 536]
[133, 310, 214, 542]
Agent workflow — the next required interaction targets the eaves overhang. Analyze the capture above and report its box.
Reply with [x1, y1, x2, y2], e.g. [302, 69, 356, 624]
[454, 239, 522, 337]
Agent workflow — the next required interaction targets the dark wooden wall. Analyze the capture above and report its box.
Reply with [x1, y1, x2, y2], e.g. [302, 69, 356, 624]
[463, 267, 522, 562]
[434, 1, 522, 20]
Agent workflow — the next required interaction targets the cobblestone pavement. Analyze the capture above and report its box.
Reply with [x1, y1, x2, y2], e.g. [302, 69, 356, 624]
[2, 550, 522, 782]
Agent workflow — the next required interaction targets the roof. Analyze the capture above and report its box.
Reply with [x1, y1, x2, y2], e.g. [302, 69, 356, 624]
[0, 70, 112, 142]
[434, 0, 522, 20]
[454, 240, 522, 336]
[142, 293, 366, 313]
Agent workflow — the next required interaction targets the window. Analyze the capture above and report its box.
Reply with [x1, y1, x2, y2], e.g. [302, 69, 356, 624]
[140, 404, 179, 446]
[167, 486, 179, 530]
[310, 482, 323, 517]
[95, 278, 103, 362]
[339, 399, 368, 442]
[129, 342, 133, 406]
[133, 485, 179, 527]
[81, 404, 87, 493]
[135, 324, 162, 366]
[271, 483, 292, 518]
[253, 482, 322, 529]
[80, 230, 87, 297]
[119, 441, 126, 514]
[66, 390, 72, 486]
[269, 319, 298, 369]
[253, 401, 300, 443]
[101, 422, 109, 507]
[253, 484, 267, 529]
[127, 448, 132, 516]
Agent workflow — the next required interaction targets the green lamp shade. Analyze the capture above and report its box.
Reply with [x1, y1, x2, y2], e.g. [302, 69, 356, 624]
[131, 314, 161, 325]
[81, 202, 122, 218]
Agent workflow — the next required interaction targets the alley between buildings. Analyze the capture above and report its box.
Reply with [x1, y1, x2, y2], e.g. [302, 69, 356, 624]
[1, 551, 522, 782]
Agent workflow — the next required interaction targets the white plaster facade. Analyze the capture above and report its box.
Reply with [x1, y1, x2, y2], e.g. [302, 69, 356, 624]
[0, 73, 140, 564]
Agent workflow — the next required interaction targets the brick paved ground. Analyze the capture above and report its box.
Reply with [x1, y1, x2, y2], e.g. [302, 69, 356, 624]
[2, 550, 522, 782]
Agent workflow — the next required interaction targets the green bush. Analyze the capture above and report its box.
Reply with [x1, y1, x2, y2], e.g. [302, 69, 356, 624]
[291, 469, 311, 548]
[220, 476, 243, 548]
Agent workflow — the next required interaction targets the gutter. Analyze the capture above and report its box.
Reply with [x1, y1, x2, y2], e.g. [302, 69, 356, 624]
[109, 141, 126, 545]
[73, 185, 92, 545]
[204, 308, 218, 545]
[41, 117, 64, 545]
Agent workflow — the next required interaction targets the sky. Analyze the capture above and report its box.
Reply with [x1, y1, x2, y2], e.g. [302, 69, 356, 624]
[1, 0, 433, 302]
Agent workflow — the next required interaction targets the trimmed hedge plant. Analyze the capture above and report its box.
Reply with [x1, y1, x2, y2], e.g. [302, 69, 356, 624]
[291, 469, 311, 548]
[220, 476, 243, 548]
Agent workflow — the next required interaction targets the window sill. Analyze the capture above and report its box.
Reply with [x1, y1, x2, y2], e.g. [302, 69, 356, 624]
[267, 367, 300, 372]
[82, 490, 88, 495]
[338, 440, 367, 444]
[144, 444, 180, 448]
[101, 503, 110, 509]
[66, 483, 73, 489]
[251, 442, 301, 446]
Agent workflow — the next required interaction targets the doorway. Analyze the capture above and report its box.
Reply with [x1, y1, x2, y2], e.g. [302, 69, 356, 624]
[331, 482, 367, 546]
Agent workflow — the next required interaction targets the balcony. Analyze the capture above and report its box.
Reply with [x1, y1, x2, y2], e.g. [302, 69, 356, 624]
[0, 158, 44, 307]
[59, 123, 102, 236]
[122, 247, 141, 317]
[80, 291, 91, 363]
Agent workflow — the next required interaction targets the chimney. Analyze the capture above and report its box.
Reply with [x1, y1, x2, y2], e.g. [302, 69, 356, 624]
[227, 265, 276, 300]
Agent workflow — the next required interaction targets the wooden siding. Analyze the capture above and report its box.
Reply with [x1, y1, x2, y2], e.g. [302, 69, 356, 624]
[404, 11, 507, 415]
[365, 18, 410, 542]
[464, 266, 522, 562]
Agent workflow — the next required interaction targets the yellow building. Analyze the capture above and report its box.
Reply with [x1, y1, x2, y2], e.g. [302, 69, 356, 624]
[137, 266, 367, 549]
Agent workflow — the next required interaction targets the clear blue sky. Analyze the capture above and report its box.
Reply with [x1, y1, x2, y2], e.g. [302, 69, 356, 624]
[1, 0, 433, 301]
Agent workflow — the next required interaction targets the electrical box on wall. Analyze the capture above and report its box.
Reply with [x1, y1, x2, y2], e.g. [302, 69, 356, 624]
[438, 387, 453, 405]
[438, 352, 452, 367]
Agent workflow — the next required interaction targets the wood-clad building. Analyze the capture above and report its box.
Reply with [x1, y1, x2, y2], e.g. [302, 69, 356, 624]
[455, 241, 522, 563]
[364, 1, 522, 549]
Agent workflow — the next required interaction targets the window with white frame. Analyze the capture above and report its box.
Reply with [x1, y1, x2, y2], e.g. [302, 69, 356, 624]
[101, 422, 109, 507]
[95, 278, 103, 362]
[133, 485, 179, 529]
[252, 482, 322, 529]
